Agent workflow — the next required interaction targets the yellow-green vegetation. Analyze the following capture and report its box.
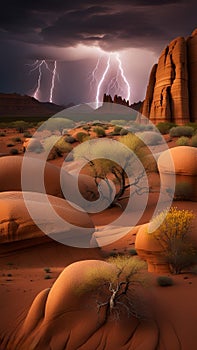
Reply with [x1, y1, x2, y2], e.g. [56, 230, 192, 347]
[93, 126, 106, 137]
[176, 136, 190, 146]
[44, 135, 72, 154]
[76, 256, 146, 295]
[75, 256, 147, 320]
[149, 207, 196, 274]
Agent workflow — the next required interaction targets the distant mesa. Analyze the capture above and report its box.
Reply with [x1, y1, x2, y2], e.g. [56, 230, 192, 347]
[0, 93, 66, 119]
[142, 28, 197, 124]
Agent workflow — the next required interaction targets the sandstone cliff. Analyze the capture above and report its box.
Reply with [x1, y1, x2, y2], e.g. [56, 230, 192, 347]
[142, 29, 197, 124]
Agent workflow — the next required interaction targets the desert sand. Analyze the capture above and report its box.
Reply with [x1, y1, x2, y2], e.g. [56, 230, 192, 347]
[0, 126, 197, 349]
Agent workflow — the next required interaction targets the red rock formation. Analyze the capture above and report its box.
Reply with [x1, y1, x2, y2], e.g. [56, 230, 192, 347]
[187, 29, 197, 121]
[103, 93, 142, 111]
[142, 29, 197, 124]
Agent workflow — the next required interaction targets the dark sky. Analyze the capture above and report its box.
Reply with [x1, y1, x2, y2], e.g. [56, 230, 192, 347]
[0, 0, 196, 105]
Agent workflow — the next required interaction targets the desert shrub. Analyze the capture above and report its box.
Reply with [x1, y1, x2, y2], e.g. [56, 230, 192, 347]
[185, 122, 197, 132]
[110, 119, 127, 126]
[175, 182, 193, 200]
[113, 125, 122, 135]
[82, 125, 91, 131]
[191, 134, 197, 147]
[11, 137, 22, 143]
[10, 148, 19, 155]
[23, 132, 32, 138]
[7, 143, 15, 147]
[156, 122, 176, 135]
[39, 118, 74, 132]
[176, 136, 190, 146]
[157, 276, 173, 287]
[44, 135, 72, 154]
[55, 139, 72, 153]
[44, 275, 52, 280]
[0, 132, 5, 137]
[44, 267, 51, 273]
[120, 128, 129, 136]
[12, 120, 29, 133]
[150, 207, 196, 274]
[93, 126, 106, 137]
[170, 126, 194, 137]
[76, 255, 147, 320]
[128, 248, 138, 256]
[64, 135, 76, 144]
[119, 133, 144, 153]
[137, 131, 163, 145]
[76, 132, 89, 142]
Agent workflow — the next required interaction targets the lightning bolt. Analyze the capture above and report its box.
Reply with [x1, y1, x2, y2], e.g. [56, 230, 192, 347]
[94, 52, 130, 108]
[49, 61, 57, 103]
[28, 60, 58, 103]
[88, 56, 102, 90]
[116, 53, 130, 102]
[96, 55, 111, 108]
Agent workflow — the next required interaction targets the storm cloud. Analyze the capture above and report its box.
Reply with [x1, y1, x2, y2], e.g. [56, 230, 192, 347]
[0, 0, 196, 52]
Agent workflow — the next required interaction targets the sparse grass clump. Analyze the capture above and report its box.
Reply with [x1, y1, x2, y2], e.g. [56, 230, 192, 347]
[44, 267, 51, 273]
[44, 275, 52, 280]
[157, 276, 174, 287]
[0, 132, 5, 137]
[7, 143, 15, 147]
[169, 126, 194, 137]
[93, 126, 106, 137]
[156, 122, 176, 135]
[191, 134, 197, 147]
[23, 132, 32, 138]
[76, 132, 89, 142]
[176, 136, 190, 146]
[113, 125, 123, 135]
[11, 137, 22, 143]
[10, 148, 19, 155]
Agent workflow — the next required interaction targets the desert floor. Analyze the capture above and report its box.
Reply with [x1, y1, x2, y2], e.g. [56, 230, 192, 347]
[0, 127, 197, 349]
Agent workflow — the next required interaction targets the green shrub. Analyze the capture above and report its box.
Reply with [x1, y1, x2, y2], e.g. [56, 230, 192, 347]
[110, 119, 127, 126]
[44, 267, 51, 273]
[185, 122, 197, 132]
[10, 148, 19, 155]
[24, 132, 32, 138]
[76, 132, 89, 142]
[82, 125, 91, 131]
[93, 126, 106, 137]
[170, 126, 194, 137]
[157, 276, 173, 286]
[156, 122, 176, 135]
[64, 135, 76, 144]
[191, 134, 197, 147]
[11, 137, 22, 143]
[137, 131, 163, 145]
[128, 248, 138, 256]
[176, 136, 190, 146]
[39, 118, 75, 132]
[44, 275, 52, 280]
[113, 125, 122, 135]
[120, 128, 129, 136]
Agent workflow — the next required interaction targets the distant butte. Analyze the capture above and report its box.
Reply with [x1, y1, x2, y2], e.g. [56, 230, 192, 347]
[0, 93, 65, 120]
[142, 28, 197, 124]
[103, 93, 143, 112]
